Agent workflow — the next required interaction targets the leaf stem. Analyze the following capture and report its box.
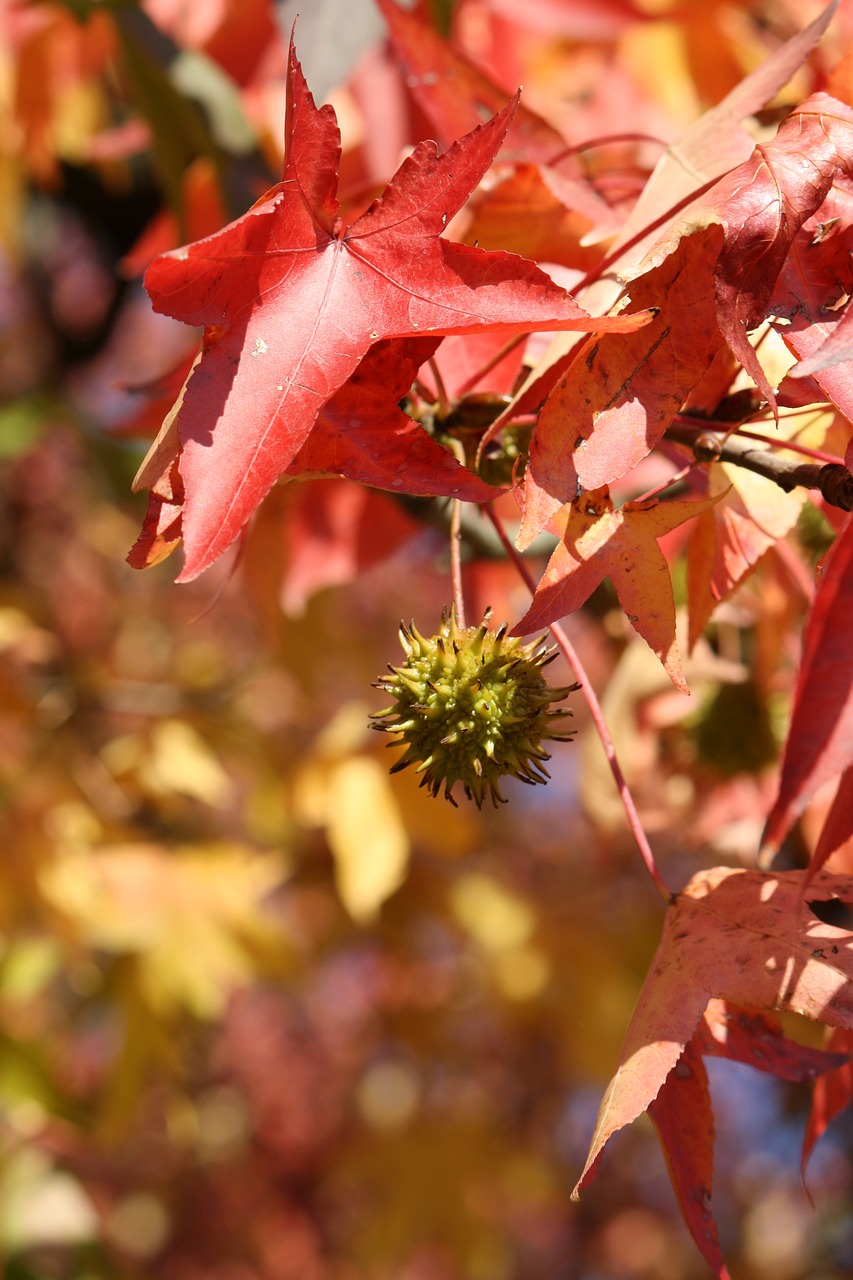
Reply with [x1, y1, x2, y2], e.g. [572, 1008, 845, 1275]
[733, 427, 843, 465]
[428, 358, 451, 417]
[546, 132, 667, 167]
[632, 460, 697, 504]
[450, 498, 466, 627]
[484, 502, 672, 902]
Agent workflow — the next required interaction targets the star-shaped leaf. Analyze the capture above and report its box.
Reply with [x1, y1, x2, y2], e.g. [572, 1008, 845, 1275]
[142, 37, 648, 580]
[512, 487, 723, 691]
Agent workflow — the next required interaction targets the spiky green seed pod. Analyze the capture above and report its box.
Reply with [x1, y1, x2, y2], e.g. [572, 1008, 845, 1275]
[371, 607, 578, 807]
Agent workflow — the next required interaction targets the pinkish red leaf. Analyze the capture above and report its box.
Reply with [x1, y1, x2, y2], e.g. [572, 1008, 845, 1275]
[763, 516, 853, 855]
[518, 226, 725, 543]
[279, 480, 419, 616]
[698, 999, 849, 1082]
[647, 1041, 728, 1280]
[654, 92, 853, 408]
[770, 176, 853, 426]
[645, 999, 845, 1280]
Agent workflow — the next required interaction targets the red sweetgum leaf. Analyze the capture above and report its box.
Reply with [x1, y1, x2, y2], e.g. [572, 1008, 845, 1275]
[143, 38, 649, 581]
[811, 767, 853, 879]
[519, 91, 853, 549]
[512, 487, 723, 692]
[575, 866, 853, 1210]
[763, 516, 853, 855]
[287, 337, 502, 502]
[129, 335, 502, 570]
[698, 998, 851, 1082]
[506, 3, 838, 447]
[769, 176, 853, 421]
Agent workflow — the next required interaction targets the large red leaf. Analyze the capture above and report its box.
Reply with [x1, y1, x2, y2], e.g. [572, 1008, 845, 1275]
[512, 487, 722, 692]
[763, 516, 853, 854]
[129, 335, 502, 570]
[575, 866, 853, 1204]
[142, 38, 648, 580]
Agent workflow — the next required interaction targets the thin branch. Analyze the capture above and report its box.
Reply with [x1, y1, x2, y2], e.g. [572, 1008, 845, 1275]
[732, 426, 842, 465]
[666, 422, 853, 511]
[484, 503, 672, 903]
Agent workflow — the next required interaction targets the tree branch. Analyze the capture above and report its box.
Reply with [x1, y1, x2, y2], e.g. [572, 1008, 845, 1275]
[666, 422, 853, 511]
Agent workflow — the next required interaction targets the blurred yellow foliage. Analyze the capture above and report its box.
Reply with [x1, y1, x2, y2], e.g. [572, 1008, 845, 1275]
[40, 843, 287, 1016]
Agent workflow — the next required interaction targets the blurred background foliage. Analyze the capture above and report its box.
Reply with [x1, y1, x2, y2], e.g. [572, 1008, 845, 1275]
[0, 0, 852, 1277]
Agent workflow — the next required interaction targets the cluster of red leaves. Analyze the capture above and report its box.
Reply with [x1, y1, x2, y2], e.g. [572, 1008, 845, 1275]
[125, 2, 853, 1276]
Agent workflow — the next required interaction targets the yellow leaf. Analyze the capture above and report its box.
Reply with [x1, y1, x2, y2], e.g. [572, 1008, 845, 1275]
[326, 758, 409, 922]
[450, 874, 534, 954]
[40, 843, 286, 1017]
[142, 720, 232, 806]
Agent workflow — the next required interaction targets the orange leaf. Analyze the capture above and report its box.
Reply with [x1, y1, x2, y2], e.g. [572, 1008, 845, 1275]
[686, 462, 804, 649]
[513, 487, 723, 691]
[518, 226, 725, 545]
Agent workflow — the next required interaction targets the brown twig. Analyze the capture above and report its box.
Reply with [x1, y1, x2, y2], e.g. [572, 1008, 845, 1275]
[666, 423, 853, 511]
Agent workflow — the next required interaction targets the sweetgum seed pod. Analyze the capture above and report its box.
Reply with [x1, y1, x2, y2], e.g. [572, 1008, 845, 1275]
[371, 606, 578, 807]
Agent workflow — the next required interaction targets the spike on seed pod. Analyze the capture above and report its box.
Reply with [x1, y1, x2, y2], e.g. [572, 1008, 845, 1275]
[371, 606, 579, 807]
